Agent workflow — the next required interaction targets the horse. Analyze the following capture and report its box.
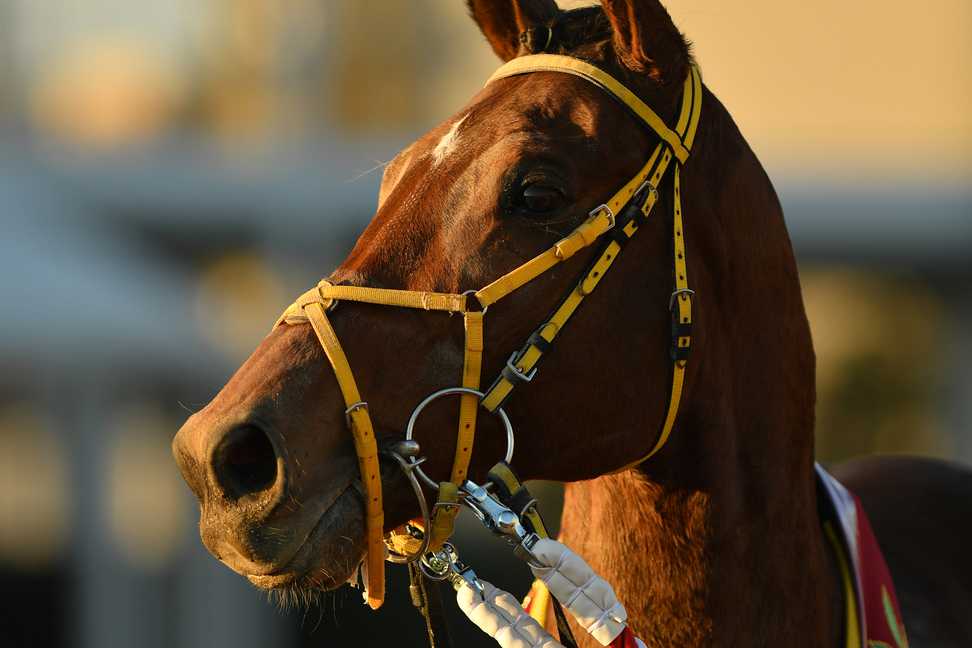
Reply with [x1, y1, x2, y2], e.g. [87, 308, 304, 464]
[172, 1, 972, 646]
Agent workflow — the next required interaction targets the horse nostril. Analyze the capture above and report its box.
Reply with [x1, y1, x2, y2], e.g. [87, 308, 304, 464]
[213, 425, 279, 498]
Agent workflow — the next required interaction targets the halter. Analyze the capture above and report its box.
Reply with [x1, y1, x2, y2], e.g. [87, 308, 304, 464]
[273, 54, 703, 609]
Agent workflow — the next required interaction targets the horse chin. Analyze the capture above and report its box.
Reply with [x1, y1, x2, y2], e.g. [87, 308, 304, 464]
[245, 485, 366, 596]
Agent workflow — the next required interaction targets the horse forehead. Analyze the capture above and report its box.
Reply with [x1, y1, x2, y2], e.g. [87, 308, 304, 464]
[431, 114, 468, 166]
[487, 74, 610, 135]
[414, 75, 610, 168]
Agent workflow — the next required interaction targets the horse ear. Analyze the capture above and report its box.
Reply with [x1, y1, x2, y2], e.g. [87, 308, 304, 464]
[600, 0, 690, 84]
[466, 0, 560, 61]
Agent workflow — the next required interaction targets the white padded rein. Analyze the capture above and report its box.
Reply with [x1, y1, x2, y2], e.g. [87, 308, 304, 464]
[457, 538, 630, 648]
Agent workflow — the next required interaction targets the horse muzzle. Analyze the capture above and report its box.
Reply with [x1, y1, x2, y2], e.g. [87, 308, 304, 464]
[172, 413, 365, 590]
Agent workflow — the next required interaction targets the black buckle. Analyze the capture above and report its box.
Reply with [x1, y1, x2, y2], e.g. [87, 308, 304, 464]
[609, 182, 657, 245]
[610, 181, 659, 245]
[485, 324, 555, 409]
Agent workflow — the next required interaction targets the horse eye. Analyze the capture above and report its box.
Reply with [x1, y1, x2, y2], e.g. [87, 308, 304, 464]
[519, 183, 564, 214]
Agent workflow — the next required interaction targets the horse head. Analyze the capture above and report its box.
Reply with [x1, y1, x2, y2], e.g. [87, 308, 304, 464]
[172, 0, 815, 622]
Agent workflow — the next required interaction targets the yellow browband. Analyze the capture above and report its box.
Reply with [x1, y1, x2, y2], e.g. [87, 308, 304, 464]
[273, 54, 702, 609]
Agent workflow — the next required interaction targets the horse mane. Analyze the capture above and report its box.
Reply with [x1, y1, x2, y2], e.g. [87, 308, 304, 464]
[522, 5, 693, 86]
[533, 7, 612, 54]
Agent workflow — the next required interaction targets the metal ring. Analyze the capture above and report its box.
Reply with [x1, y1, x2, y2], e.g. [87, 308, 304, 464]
[405, 387, 514, 491]
[461, 289, 488, 315]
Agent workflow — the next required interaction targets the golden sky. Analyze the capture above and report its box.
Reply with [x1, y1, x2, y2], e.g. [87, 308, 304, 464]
[664, 0, 971, 184]
[436, 0, 971, 185]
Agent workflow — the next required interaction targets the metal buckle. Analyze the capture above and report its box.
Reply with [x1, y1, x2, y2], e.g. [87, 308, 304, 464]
[505, 352, 537, 383]
[669, 288, 695, 310]
[634, 180, 659, 205]
[588, 203, 615, 229]
[344, 400, 368, 427]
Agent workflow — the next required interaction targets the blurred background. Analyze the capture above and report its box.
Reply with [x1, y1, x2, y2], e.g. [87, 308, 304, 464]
[0, 1, 968, 646]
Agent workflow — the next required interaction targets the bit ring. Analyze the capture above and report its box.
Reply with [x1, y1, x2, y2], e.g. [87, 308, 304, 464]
[404, 387, 514, 490]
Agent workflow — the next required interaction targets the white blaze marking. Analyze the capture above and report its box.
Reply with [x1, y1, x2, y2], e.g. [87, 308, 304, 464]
[431, 114, 467, 165]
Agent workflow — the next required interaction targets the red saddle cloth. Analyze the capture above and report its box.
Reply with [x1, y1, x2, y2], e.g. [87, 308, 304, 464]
[816, 464, 910, 648]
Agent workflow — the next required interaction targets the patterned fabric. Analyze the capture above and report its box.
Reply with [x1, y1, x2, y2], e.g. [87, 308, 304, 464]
[609, 628, 646, 648]
[816, 464, 909, 648]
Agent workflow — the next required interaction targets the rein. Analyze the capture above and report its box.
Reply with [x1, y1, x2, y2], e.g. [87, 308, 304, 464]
[273, 54, 702, 609]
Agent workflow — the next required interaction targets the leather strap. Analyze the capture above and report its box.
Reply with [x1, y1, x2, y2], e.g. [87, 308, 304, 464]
[480, 143, 668, 412]
[426, 482, 461, 551]
[454, 311, 484, 483]
[618, 65, 702, 469]
[475, 208, 612, 308]
[487, 54, 691, 163]
[302, 303, 385, 609]
[426, 311, 484, 551]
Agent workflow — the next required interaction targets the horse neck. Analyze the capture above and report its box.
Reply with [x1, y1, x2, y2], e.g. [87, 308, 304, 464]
[559, 409, 840, 646]
[558, 97, 840, 646]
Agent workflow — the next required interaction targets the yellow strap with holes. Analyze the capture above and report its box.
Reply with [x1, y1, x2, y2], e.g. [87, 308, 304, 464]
[475, 208, 613, 308]
[454, 312, 484, 482]
[427, 311, 485, 550]
[630, 166, 689, 463]
[619, 66, 702, 468]
[480, 142, 668, 411]
[483, 64, 701, 467]
[474, 61, 698, 309]
[320, 282, 468, 312]
[426, 482, 460, 551]
[487, 54, 691, 163]
[301, 303, 385, 609]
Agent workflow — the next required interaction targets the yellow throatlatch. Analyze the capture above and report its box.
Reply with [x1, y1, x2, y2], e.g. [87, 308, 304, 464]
[273, 54, 703, 608]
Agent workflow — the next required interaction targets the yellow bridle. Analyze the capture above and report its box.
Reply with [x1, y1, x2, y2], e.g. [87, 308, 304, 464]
[273, 54, 702, 609]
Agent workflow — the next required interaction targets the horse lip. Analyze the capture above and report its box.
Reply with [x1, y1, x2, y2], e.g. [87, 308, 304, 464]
[246, 572, 300, 588]
[240, 482, 356, 584]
